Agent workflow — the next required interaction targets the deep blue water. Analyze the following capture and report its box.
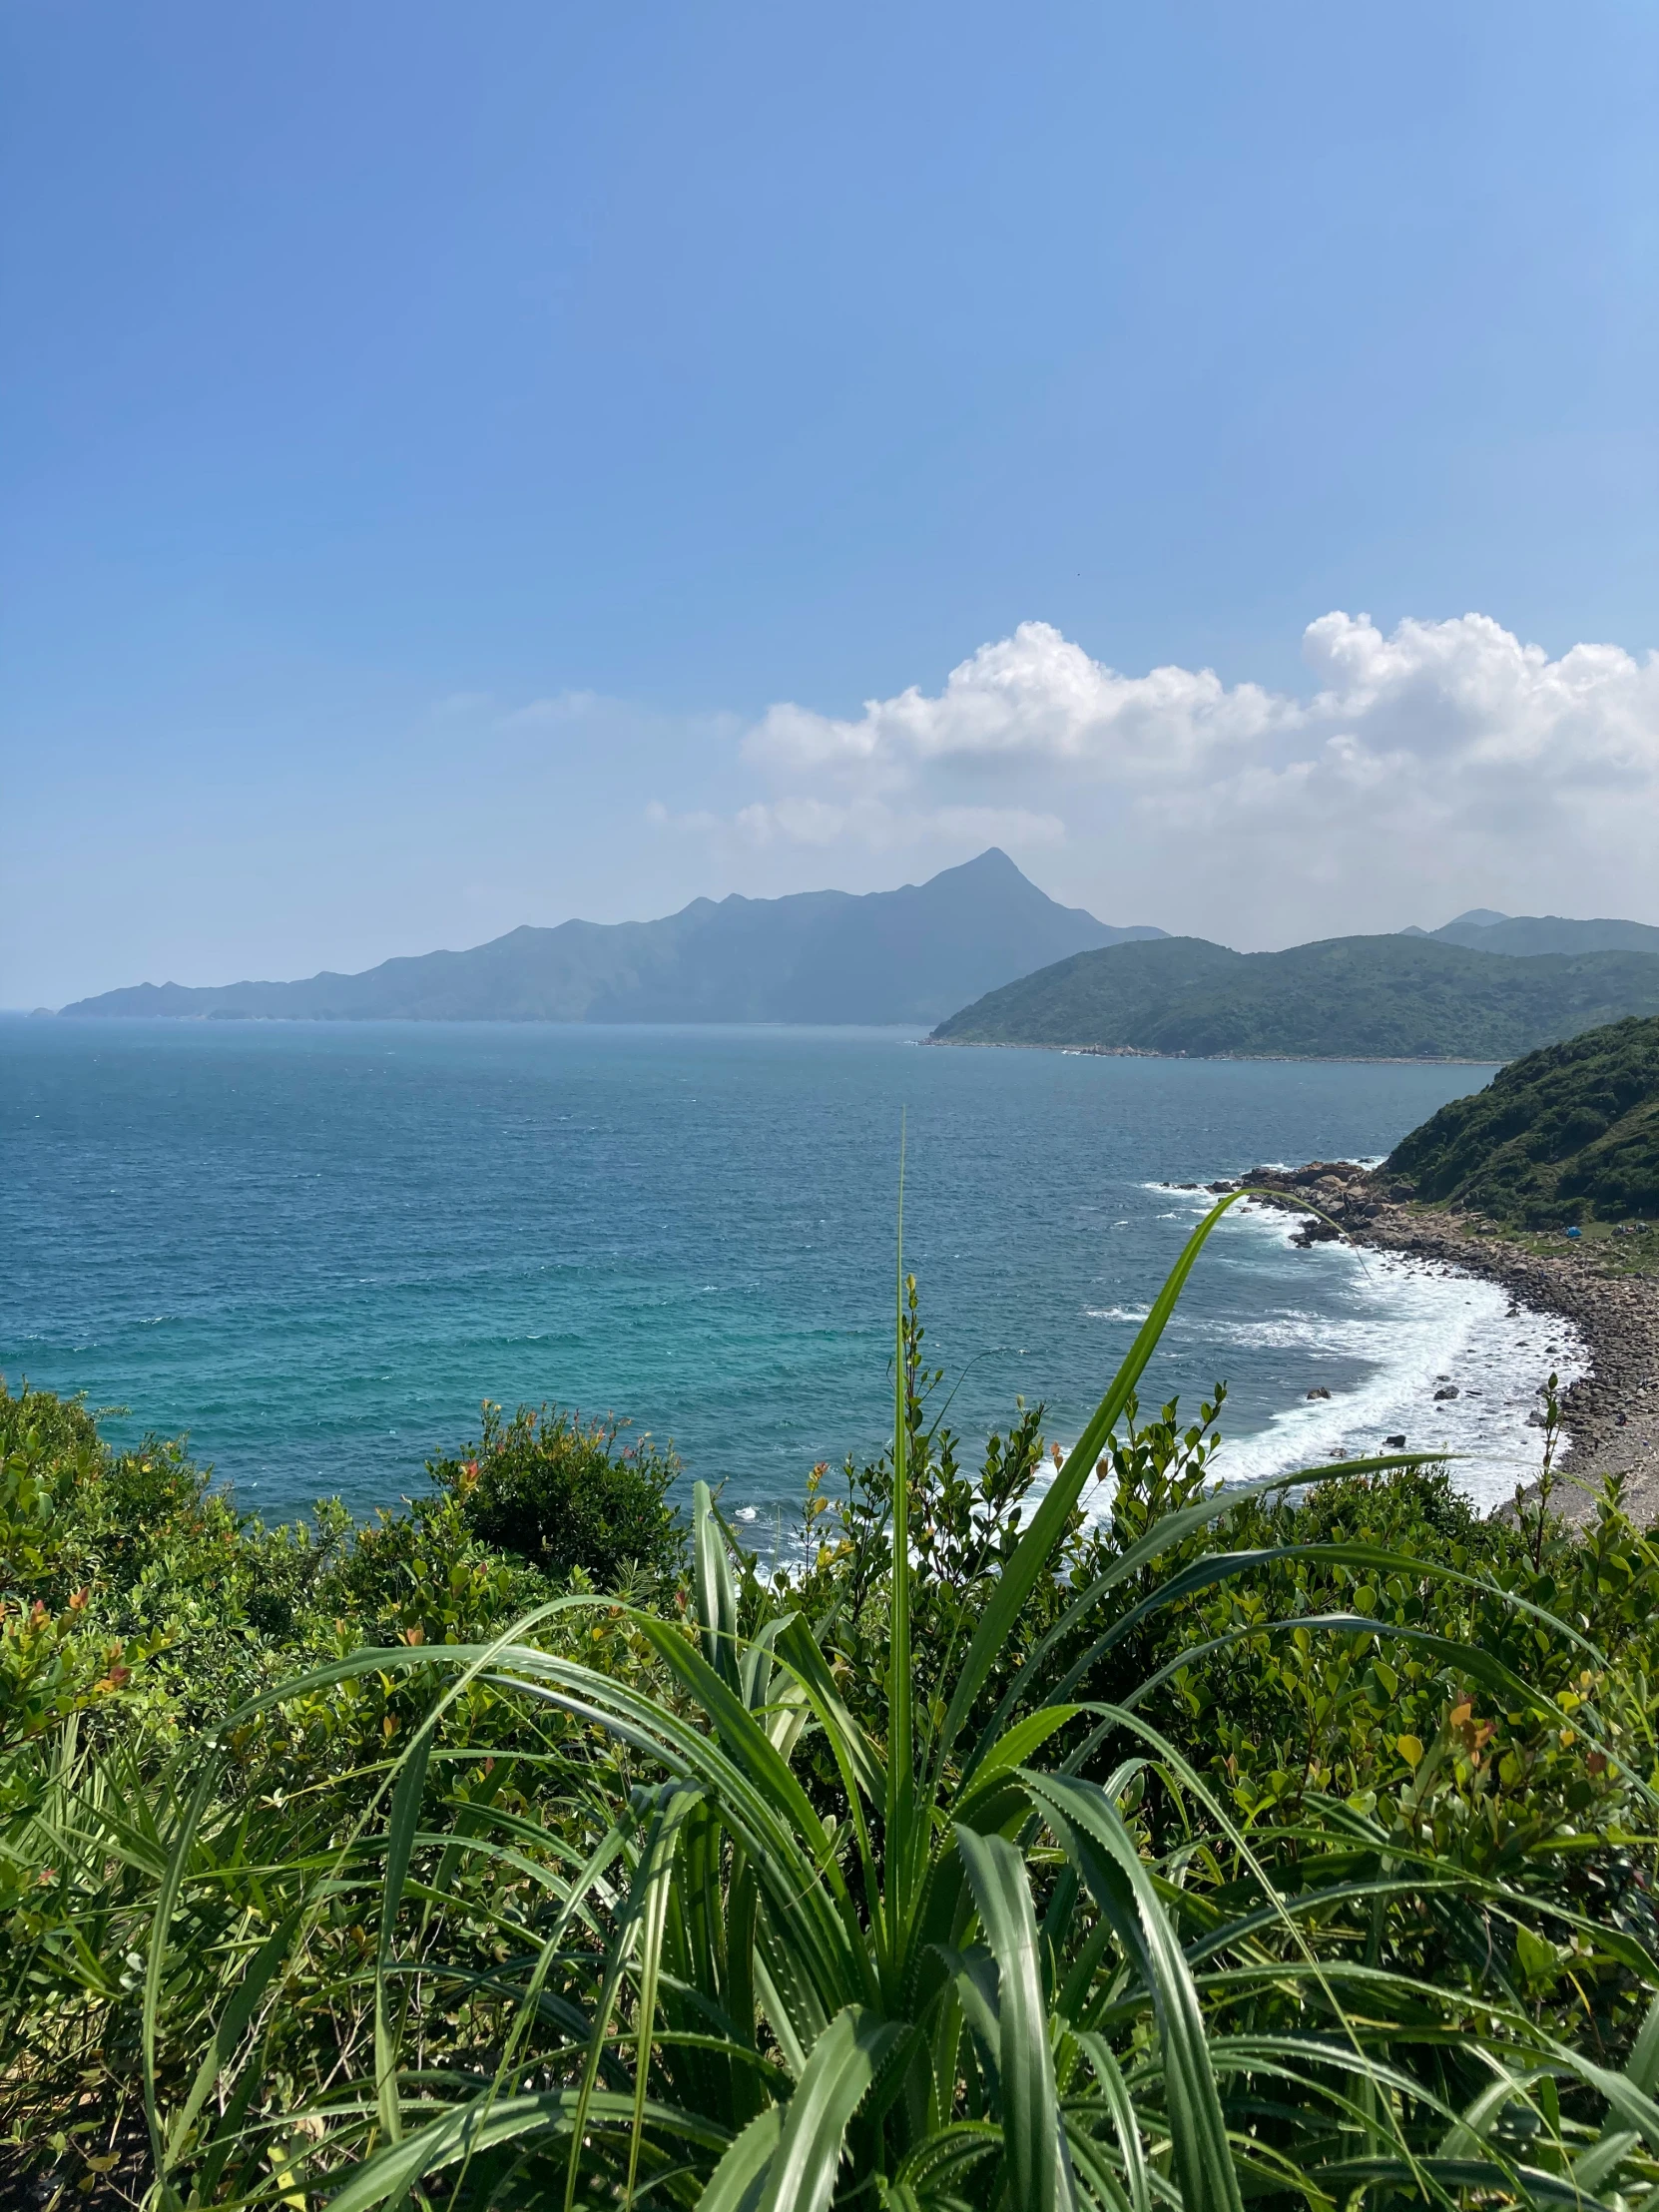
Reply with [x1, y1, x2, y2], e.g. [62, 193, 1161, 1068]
[1, 1019, 1569, 1523]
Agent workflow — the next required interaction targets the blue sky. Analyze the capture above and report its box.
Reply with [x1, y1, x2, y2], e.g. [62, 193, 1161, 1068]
[4, 2, 1657, 1004]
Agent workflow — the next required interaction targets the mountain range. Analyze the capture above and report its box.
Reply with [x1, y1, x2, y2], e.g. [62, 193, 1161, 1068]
[1407, 908, 1659, 957]
[930, 933, 1659, 1061]
[54, 861, 1659, 1052]
[59, 850, 1163, 1027]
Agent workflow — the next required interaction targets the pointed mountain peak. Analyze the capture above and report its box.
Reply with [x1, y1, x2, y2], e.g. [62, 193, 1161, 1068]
[953, 846, 1022, 878]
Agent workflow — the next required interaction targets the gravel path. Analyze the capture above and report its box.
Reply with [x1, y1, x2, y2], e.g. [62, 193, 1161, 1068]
[1211, 1162, 1659, 1526]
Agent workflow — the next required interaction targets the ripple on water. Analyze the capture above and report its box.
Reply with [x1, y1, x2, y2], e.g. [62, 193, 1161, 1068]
[1, 1020, 1533, 1519]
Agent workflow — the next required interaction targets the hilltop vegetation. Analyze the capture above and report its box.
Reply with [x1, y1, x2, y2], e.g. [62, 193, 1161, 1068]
[9, 1207, 1659, 2210]
[932, 930, 1659, 1058]
[1386, 1013, 1659, 1225]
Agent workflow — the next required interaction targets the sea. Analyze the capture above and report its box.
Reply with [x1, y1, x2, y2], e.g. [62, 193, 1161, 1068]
[0, 1018, 1586, 1530]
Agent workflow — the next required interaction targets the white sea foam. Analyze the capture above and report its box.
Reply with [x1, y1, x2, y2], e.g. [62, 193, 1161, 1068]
[1141, 1181, 1587, 1512]
[1214, 1255, 1585, 1510]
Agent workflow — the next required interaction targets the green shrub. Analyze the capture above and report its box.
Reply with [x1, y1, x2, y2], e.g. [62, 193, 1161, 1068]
[8, 1202, 1659, 2211]
[0, 1382, 603, 1752]
[428, 1400, 685, 1589]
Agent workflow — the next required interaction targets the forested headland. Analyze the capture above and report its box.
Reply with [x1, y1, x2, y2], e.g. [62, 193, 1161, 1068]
[1386, 1014, 1659, 1227]
[932, 932, 1659, 1059]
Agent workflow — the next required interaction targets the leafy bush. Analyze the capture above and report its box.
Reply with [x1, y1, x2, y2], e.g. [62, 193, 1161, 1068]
[6, 1201, 1659, 2210]
[428, 1399, 685, 1589]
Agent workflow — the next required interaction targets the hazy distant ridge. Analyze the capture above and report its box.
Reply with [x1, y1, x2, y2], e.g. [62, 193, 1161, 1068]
[1423, 912, 1659, 958]
[61, 850, 1164, 1026]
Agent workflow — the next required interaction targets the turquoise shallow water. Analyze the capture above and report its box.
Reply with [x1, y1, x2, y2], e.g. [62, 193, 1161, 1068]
[1, 1018, 1564, 1522]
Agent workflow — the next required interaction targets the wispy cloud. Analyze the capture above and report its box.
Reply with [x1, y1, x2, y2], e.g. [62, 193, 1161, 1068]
[500, 689, 609, 730]
[727, 798, 1066, 850]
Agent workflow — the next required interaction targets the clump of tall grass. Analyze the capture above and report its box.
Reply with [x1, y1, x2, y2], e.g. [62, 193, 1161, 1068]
[8, 1194, 1659, 2209]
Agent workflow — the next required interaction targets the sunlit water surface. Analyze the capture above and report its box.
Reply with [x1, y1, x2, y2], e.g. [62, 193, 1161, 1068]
[1, 1019, 1582, 1524]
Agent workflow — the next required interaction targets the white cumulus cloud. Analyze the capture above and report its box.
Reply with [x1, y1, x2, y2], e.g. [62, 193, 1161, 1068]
[670, 612, 1659, 943]
[746, 621, 1290, 782]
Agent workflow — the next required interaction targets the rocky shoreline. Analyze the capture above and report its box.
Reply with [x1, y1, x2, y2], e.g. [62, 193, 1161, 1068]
[1208, 1161, 1659, 1525]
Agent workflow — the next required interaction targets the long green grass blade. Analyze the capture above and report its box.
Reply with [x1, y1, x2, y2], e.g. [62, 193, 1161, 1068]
[563, 1780, 702, 2212]
[141, 1754, 223, 2203]
[635, 1616, 872, 2009]
[758, 2002, 904, 2212]
[700, 2107, 786, 2212]
[695, 1478, 744, 1693]
[889, 2119, 1002, 2196]
[953, 1705, 1079, 1822]
[969, 1454, 1451, 1772]
[775, 1612, 886, 1806]
[1073, 2032, 1150, 2212]
[887, 1126, 916, 1948]
[1037, 1531, 1607, 1726]
[941, 1940, 1003, 2103]
[374, 1723, 431, 2146]
[935, 1195, 1251, 1780]
[166, 1903, 304, 2164]
[955, 1825, 1076, 2212]
[1576, 1997, 1659, 2190]
[624, 1790, 693, 2206]
[1024, 1770, 1244, 2212]
[1317, 2155, 1619, 2212]
[320, 2088, 735, 2212]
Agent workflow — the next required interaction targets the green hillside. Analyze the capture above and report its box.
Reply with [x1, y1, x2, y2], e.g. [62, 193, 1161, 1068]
[1383, 1014, 1659, 1225]
[930, 932, 1659, 1059]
